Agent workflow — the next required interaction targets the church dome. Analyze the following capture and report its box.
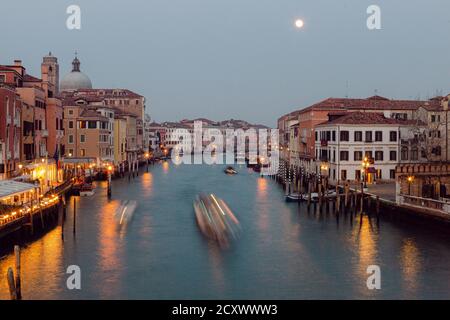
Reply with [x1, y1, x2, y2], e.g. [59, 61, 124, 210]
[60, 55, 92, 91]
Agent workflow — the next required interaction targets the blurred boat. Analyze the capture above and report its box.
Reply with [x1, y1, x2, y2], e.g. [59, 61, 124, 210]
[116, 200, 137, 226]
[224, 166, 237, 174]
[193, 193, 240, 247]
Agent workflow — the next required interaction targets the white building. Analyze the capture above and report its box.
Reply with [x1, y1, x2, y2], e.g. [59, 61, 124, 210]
[314, 112, 423, 184]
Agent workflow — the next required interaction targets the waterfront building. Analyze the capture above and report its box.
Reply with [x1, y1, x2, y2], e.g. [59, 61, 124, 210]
[280, 95, 444, 174]
[63, 101, 115, 164]
[314, 112, 424, 184]
[1, 55, 64, 163]
[114, 116, 128, 165]
[0, 83, 22, 179]
[62, 87, 146, 152]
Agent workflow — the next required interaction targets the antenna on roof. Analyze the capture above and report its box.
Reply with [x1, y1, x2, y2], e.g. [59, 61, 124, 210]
[374, 89, 378, 96]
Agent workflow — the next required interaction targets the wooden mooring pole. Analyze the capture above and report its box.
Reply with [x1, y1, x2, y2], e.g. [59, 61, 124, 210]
[14, 245, 22, 299]
[73, 197, 77, 235]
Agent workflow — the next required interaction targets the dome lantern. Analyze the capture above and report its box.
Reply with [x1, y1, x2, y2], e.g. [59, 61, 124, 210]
[60, 53, 93, 91]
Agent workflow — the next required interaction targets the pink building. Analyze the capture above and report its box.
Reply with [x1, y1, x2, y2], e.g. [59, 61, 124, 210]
[0, 83, 22, 179]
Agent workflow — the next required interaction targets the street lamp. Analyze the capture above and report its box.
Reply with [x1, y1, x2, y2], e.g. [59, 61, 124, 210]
[362, 157, 370, 188]
[407, 175, 414, 195]
[107, 165, 113, 198]
[144, 152, 150, 172]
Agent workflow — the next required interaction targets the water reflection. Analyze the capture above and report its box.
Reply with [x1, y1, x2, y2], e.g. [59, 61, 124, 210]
[0, 228, 63, 299]
[400, 238, 421, 296]
[162, 161, 169, 173]
[351, 215, 379, 295]
[97, 199, 123, 298]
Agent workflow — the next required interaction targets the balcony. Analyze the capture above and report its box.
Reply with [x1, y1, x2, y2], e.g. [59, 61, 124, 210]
[14, 118, 20, 127]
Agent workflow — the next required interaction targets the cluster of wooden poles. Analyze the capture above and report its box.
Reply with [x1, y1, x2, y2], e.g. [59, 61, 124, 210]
[270, 160, 381, 218]
[6, 245, 22, 300]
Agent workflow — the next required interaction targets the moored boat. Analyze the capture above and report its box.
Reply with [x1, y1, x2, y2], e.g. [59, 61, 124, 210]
[224, 166, 237, 174]
[79, 183, 95, 196]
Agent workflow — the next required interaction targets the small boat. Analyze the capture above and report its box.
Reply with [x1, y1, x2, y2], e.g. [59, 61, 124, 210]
[285, 192, 319, 202]
[193, 193, 240, 248]
[116, 200, 138, 226]
[224, 166, 237, 174]
[79, 183, 95, 196]
[285, 193, 304, 202]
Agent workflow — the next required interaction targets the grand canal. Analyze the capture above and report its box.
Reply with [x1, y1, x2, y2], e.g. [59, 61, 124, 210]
[1, 161, 450, 299]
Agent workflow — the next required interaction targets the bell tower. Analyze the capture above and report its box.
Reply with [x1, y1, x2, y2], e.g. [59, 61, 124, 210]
[41, 52, 60, 96]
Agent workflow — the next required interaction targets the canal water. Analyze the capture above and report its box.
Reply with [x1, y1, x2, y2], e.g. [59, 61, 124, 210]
[1, 161, 450, 299]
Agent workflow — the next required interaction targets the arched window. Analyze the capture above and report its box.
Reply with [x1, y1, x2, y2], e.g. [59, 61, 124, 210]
[401, 147, 409, 161]
[411, 148, 418, 161]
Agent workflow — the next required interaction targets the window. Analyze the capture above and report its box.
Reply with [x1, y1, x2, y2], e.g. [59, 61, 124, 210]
[376, 169, 382, 180]
[355, 170, 361, 181]
[341, 170, 347, 181]
[68, 135, 74, 144]
[375, 151, 384, 161]
[390, 150, 397, 161]
[68, 109, 74, 115]
[340, 151, 349, 161]
[401, 147, 409, 160]
[80, 149, 86, 157]
[315, 131, 318, 140]
[434, 146, 442, 156]
[365, 131, 373, 142]
[69, 121, 74, 129]
[354, 151, 363, 161]
[340, 131, 349, 141]
[0, 75, 5, 83]
[411, 148, 418, 161]
[332, 131, 336, 141]
[80, 135, 85, 143]
[69, 149, 74, 156]
[390, 131, 397, 142]
[365, 151, 373, 159]
[88, 121, 97, 129]
[390, 169, 396, 179]
[375, 131, 383, 142]
[79, 121, 87, 129]
[431, 115, 436, 122]
[354, 131, 362, 142]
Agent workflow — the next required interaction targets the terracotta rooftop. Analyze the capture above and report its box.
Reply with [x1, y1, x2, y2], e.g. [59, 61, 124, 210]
[23, 74, 41, 82]
[298, 95, 443, 114]
[79, 109, 108, 120]
[318, 112, 426, 126]
[63, 88, 144, 99]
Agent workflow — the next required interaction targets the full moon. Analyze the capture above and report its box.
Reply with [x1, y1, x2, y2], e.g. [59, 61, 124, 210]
[295, 19, 304, 29]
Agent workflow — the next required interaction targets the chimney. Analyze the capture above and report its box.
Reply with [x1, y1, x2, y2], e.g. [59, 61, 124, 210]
[14, 60, 22, 67]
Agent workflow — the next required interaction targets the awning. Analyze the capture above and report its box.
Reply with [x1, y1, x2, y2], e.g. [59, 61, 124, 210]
[0, 180, 36, 200]
[63, 158, 96, 164]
